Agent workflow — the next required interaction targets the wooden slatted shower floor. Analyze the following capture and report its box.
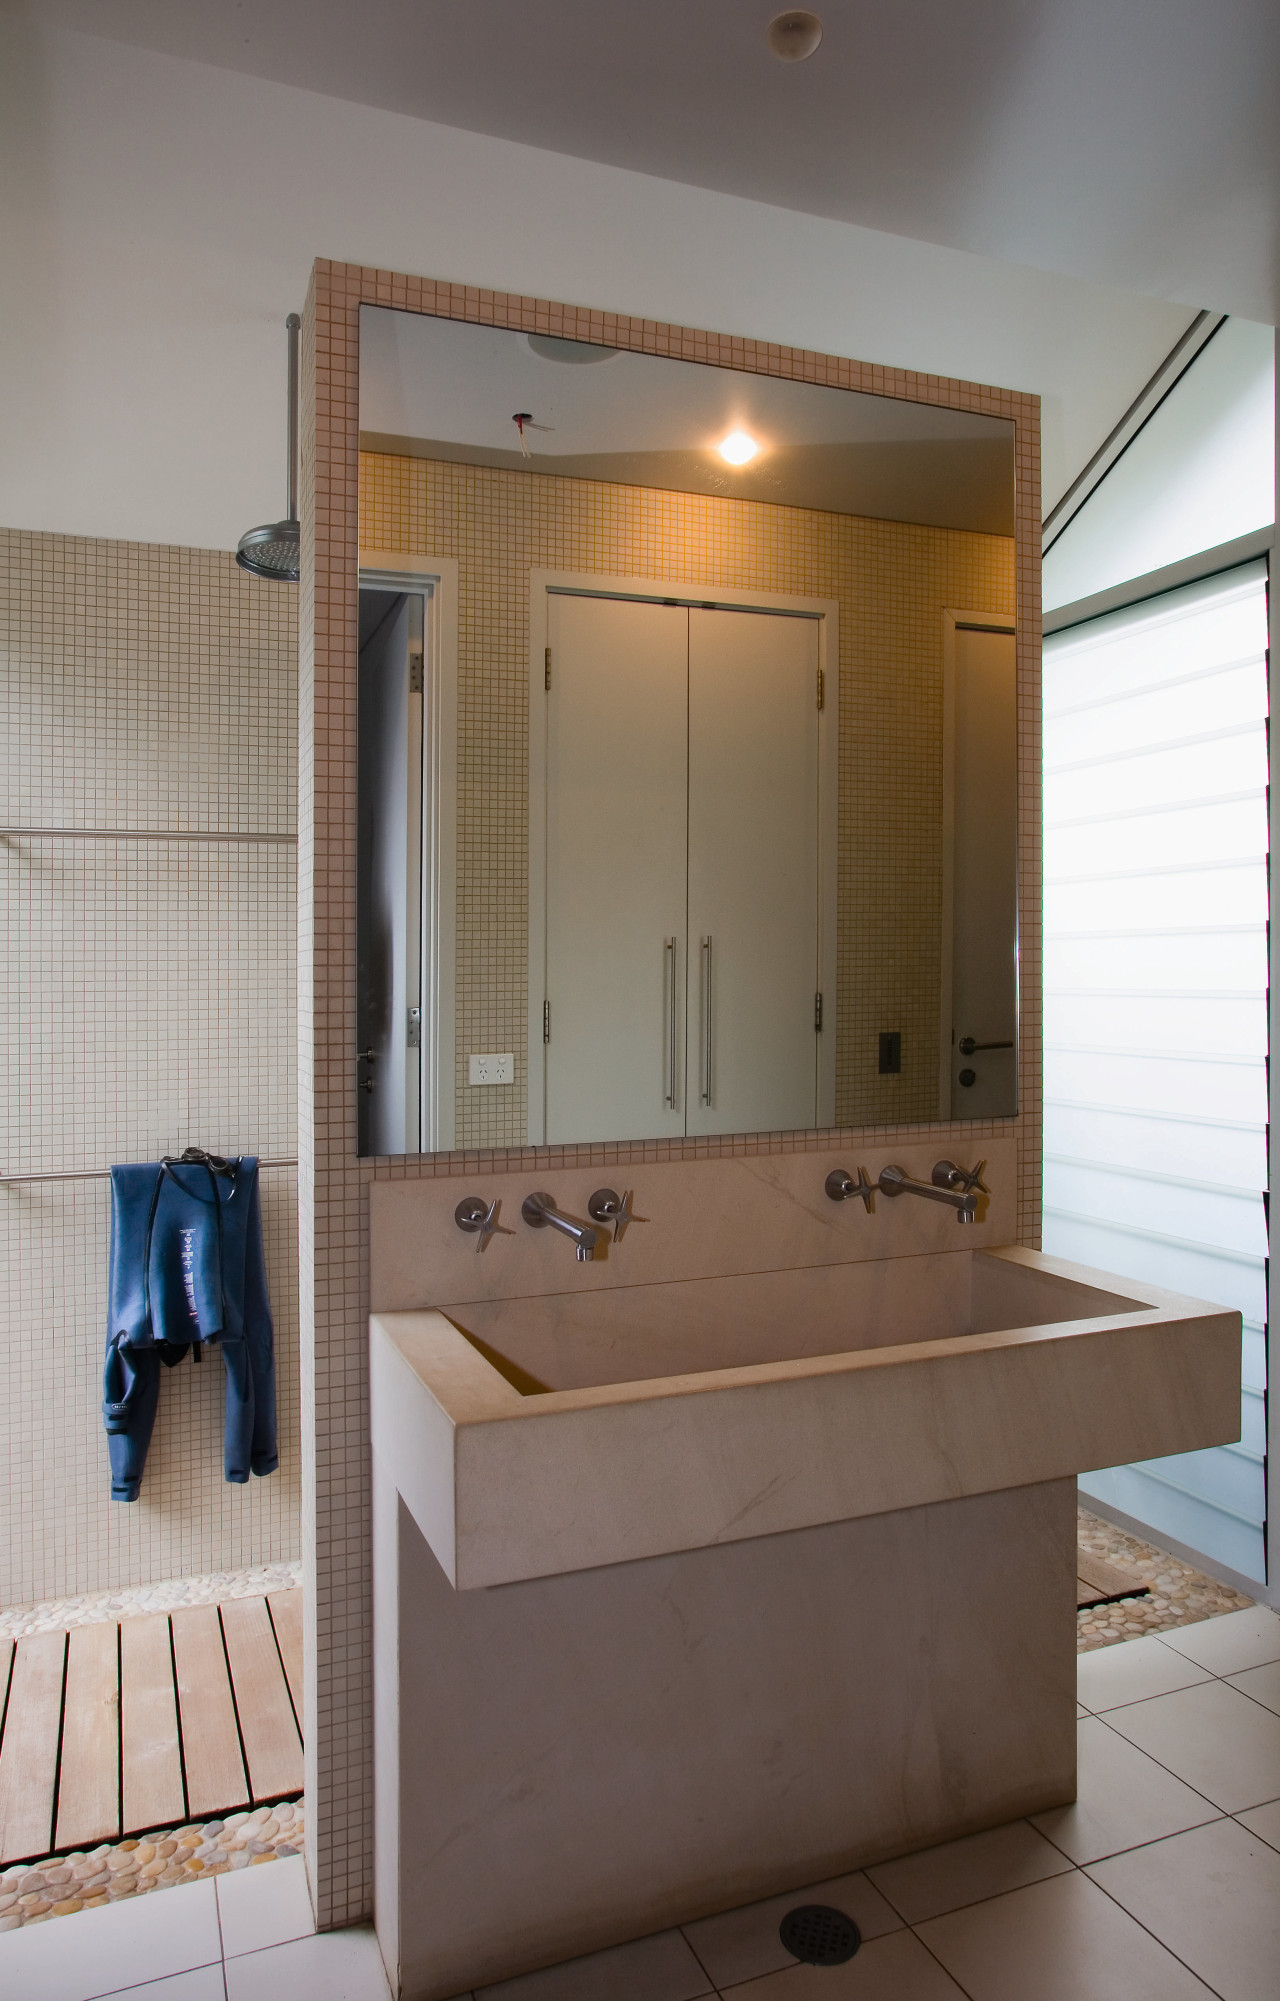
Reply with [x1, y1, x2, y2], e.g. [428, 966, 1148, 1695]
[1076, 1549, 1149, 1611]
[0, 1593, 302, 1866]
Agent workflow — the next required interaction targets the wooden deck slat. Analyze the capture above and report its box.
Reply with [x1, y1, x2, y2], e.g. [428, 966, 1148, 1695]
[121, 1615, 184, 1834]
[1077, 1550, 1146, 1599]
[220, 1598, 303, 1801]
[266, 1590, 303, 1728]
[0, 1631, 66, 1864]
[172, 1605, 249, 1819]
[54, 1623, 120, 1850]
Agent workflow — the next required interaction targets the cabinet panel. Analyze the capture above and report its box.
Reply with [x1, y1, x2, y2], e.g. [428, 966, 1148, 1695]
[544, 595, 689, 1142]
[686, 608, 820, 1136]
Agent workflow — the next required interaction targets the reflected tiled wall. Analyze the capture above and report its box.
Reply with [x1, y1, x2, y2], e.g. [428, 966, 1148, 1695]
[360, 452, 1014, 1142]
[0, 529, 301, 1607]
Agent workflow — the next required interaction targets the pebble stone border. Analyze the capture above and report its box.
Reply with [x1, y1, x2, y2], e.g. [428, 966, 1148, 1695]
[0, 1563, 303, 1642]
[0, 1800, 304, 1931]
[1077, 1506, 1253, 1650]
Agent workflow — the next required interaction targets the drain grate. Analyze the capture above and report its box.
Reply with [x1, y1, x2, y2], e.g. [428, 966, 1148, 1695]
[778, 1903, 862, 1966]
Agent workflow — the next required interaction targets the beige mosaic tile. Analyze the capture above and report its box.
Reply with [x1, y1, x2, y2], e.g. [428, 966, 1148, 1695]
[0, 529, 301, 1609]
[360, 452, 1015, 1146]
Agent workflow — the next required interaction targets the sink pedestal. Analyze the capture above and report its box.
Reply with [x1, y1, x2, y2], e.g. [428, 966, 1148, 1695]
[367, 1150, 1239, 2000]
[374, 1465, 1076, 2000]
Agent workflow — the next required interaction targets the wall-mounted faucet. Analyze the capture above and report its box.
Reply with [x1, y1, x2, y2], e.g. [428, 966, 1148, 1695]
[878, 1159, 989, 1225]
[522, 1191, 599, 1262]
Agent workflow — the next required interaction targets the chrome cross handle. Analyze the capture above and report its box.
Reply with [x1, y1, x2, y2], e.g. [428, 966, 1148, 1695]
[933, 1159, 988, 1198]
[454, 1195, 511, 1253]
[825, 1167, 875, 1211]
[588, 1187, 643, 1243]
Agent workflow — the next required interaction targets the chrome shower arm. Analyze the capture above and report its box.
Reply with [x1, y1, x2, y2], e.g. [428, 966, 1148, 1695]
[285, 313, 300, 524]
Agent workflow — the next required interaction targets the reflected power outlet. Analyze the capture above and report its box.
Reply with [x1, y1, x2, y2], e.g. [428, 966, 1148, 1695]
[468, 1053, 514, 1086]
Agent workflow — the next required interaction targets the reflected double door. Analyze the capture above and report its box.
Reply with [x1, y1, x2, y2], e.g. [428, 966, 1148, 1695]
[542, 592, 820, 1143]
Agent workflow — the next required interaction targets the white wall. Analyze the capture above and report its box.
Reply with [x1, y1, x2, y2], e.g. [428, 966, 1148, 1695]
[1044, 318, 1276, 611]
[0, 17, 1198, 552]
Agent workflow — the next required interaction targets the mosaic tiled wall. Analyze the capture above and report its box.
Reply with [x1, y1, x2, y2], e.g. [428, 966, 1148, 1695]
[0, 529, 301, 1608]
[302, 263, 1042, 1928]
[360, 452, 1015, 1143]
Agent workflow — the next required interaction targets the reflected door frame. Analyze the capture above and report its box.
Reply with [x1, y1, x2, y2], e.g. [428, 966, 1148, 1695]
[939, 607, 1019, 1118]
[359, 550, 459, 1153]
[527, 569, 840, 1146]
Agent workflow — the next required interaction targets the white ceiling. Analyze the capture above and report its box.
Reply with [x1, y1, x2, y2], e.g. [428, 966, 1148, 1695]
[10, 0, 1279, 322]
[0, 14, 1234, 550]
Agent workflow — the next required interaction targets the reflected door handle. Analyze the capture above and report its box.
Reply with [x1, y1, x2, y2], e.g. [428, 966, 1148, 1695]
[664, 938, 678, 1109]
[700, 936, 713, 1106]
[958, 1037, 1014, 1055]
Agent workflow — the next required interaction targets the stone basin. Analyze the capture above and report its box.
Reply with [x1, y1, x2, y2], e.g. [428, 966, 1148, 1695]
[370, 1245, 1240, 1590]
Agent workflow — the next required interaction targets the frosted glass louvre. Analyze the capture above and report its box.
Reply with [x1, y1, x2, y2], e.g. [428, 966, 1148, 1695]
[1043, 561, 1269, 1581]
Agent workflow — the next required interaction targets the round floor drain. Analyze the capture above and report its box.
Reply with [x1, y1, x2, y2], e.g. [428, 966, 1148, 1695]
[778, 1903, 862, 1966]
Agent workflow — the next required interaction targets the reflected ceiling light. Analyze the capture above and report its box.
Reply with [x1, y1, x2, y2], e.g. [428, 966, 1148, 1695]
[767, 10, 823, 62]
[718, 430, 760, 465]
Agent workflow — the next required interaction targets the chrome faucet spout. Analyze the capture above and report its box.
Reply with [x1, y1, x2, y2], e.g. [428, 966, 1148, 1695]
[521, 1191, 599, 1261]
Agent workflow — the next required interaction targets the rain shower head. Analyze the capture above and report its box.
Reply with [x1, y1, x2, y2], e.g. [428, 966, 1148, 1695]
[237, 313, 301, 582]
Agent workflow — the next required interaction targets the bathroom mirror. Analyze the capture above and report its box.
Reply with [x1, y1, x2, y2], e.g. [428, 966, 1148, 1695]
[355, 306, 1018, 1156]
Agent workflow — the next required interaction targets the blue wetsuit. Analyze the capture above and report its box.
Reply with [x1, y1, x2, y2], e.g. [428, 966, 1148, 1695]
[102, 1153, 278, 1501]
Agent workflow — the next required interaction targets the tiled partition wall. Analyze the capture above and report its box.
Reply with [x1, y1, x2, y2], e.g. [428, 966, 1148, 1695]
[300, 261, 1042, 1927]
[0, 530, 301, 1607]
[359, 450, 1015, 1143]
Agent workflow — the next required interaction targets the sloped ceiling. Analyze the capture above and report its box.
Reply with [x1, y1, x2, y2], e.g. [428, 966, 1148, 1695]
[10, 0, 1279, 321]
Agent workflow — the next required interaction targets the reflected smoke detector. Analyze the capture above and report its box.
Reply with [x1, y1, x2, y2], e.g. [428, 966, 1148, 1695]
[237, 313, 301, 582]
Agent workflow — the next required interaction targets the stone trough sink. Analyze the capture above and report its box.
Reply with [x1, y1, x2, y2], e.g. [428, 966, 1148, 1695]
[371, 1243, 1240, 1591]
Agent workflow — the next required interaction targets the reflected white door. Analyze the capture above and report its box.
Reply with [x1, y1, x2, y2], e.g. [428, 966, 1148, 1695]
[543, 594, 688, 1143]
[947, 623, 1017, 1117]
[686, 607, 821, 1136]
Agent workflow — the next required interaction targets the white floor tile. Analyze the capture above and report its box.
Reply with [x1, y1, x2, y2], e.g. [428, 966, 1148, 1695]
[0, 1879, 221, 2001]
[223, 1925, 390, 2001]
[867, 1820, 1072, 1923]
[1234, 1798, 1280, 1850]
[1158, 1606, 1280, 1676]
[1088, 1818, 1280, 2001]
[916, 1868, 1217, 1999]
[1075, 1634, 1212, 1713]
[1227, 1659, 1280, 1716]
[681, 1869, 900, 1989]
[1102, 1678, 1280, 1813]
[100, 1971, 227, 2001]
[716, 1927, 967, 1998]
[217, 1856, 315, 1959]
[476, 1928, 710, 2001]
[1030, 1716, 1219, 1864]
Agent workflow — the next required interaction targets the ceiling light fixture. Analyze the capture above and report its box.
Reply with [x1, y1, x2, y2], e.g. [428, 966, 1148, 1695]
[718, 430, 760, 466]
[767, 10, 823, 62]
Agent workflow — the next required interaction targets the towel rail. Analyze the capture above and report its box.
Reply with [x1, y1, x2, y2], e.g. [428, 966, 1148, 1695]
[1, 827, 297, 844]
[1, 1159, 298, 1186]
